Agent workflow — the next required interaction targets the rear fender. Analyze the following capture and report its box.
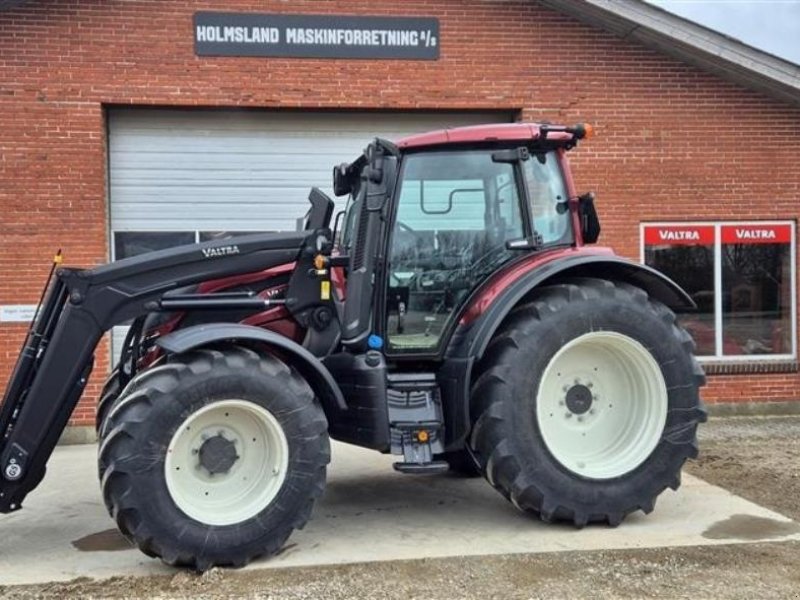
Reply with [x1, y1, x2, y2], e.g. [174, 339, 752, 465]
[439, 253, 694, 450]
[452, 254, 694, 360]
[155, 323, 346, 418]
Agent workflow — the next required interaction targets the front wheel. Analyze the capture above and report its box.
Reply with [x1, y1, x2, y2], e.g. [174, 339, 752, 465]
[469, 277, 706, 527]
[95, 368, 121, 433]
[98, 345, 330, 570]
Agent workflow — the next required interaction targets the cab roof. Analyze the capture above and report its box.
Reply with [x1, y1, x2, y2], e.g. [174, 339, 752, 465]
[396, 123, 575, 150]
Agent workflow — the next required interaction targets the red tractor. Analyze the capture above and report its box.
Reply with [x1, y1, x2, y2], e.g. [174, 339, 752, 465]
[0, 122, 706, 570]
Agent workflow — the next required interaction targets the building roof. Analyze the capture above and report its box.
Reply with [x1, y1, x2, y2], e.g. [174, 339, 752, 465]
[2, 0, 798, 106]
[539, 0, 800, 106]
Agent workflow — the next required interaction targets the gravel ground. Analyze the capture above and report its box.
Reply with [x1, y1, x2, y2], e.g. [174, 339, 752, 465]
[2, 415, 799, 599]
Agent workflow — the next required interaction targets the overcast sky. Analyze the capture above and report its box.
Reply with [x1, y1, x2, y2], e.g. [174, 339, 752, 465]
[645, 0, 800, 65]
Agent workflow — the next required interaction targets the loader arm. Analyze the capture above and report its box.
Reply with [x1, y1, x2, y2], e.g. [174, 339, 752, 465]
[0, 229, 322, 513]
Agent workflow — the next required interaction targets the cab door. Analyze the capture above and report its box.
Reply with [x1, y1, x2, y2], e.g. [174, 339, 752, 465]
[384, 149, 526, 355]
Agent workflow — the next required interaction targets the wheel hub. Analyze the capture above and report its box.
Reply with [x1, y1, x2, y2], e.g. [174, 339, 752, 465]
[536, 332, 669, 479]
[565, 383, 593, 415]
[198, 434, 239, 475]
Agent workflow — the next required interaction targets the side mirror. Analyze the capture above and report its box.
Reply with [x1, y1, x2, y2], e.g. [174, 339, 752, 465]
[333, 163, 352, 197]
[578, 192, 601, 244]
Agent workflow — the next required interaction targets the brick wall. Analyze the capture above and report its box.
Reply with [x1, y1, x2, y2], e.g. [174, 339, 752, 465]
[1, 0, 798, 427]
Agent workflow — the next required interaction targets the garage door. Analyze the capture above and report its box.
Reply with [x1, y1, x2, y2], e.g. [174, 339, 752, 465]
[108, 109, 512, 256]
[107, 109, 512, 359]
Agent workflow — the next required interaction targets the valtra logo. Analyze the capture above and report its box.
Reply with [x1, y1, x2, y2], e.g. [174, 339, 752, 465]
[722, 224, 791, 245]
[201, 245, 241, 259]
[733, 229, 776, 240]
[644, 225, 714, 246]
[658, 230, 700, 241]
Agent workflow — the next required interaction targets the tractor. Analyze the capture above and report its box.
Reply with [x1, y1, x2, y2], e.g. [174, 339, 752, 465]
[0, 122, 706, 570]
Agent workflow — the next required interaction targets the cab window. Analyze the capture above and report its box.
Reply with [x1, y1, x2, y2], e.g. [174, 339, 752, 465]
[386, 150, 524, 353]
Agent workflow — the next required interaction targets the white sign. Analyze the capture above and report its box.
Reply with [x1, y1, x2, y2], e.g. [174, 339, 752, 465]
[0, 305, 37, 323]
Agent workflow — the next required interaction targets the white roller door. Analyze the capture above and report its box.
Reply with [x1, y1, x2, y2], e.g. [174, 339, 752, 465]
[108, 109, 511, 240]
[106, 108, 511, 360]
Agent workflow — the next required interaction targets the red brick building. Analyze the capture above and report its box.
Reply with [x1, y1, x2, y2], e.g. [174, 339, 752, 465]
[1, 0, 799, 439]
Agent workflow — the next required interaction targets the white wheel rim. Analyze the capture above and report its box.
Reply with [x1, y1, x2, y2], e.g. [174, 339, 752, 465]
[536, 331, 668, 480]
[165, 399, 289, 526]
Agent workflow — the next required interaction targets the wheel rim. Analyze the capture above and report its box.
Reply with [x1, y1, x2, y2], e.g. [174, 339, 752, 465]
[165, 399, 289, 526]
[536, 331, 668, 480]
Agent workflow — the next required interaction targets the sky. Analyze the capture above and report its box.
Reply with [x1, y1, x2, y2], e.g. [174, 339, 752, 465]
[645, 0, 800, 65]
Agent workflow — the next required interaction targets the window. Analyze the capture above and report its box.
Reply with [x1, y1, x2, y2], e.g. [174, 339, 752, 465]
[386, 150, 525, 352]
[523, 153, 572, 245]
[642, 222, 796, 360]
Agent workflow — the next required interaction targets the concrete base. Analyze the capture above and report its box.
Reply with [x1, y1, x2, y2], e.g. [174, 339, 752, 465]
[0, 442, 798, 585]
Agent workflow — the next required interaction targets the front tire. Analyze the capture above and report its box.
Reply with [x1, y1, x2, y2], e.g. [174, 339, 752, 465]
[95, 368, 121, 433]
[98, 345, 330, 570]
[469, 278, 706, 527]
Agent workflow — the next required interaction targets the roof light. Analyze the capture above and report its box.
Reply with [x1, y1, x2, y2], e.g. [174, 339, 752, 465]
[573, 123, 594, 140]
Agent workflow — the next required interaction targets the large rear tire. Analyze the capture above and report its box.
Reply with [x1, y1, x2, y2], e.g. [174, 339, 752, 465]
[98, 345, 329, 570]
[469, 277, 706, 527]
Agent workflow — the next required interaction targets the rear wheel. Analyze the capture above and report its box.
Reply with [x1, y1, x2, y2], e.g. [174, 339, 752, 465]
[469, 277, 706, 527]
[98, 345, 329, 570]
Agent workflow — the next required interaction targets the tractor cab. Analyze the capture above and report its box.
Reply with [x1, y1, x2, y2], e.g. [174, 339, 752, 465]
[333, 123, 594, 357]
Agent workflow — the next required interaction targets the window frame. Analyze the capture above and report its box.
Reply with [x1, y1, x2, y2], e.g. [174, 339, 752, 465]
[640, 220, 797, 362]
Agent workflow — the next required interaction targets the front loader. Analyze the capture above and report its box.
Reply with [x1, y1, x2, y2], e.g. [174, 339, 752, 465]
[0, 122, 706, 569]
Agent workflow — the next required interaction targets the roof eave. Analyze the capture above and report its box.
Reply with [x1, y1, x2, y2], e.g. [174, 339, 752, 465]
[538, 0, 800, 107]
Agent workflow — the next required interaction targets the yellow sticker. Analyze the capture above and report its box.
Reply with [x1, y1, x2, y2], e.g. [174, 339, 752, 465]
[320, 280, 331, 301]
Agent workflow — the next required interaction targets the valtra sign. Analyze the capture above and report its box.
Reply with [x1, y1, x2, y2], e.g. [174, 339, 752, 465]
[721, 224, 792, 244]
[644, 225, 714, 246]
[194, 12, 440, 60]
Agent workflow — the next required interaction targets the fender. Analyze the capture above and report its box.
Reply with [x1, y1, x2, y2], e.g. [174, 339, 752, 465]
[452, 252, 694, 361]
[156, 323, 347, 415]
[439, 252, 694, 451]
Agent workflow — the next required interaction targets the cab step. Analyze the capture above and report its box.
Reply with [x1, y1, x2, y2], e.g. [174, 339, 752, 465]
[393, 461, 449, 474]
[387, 373, 446, 474]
